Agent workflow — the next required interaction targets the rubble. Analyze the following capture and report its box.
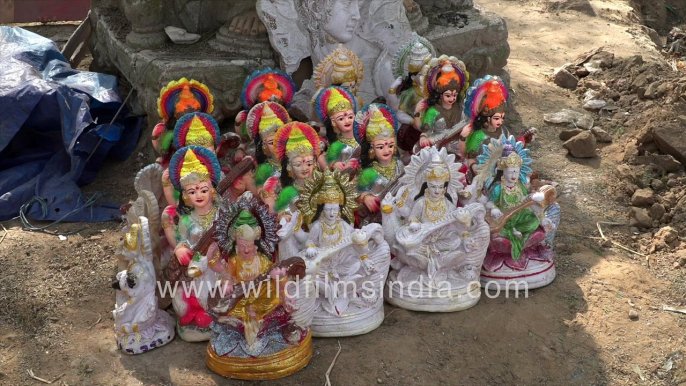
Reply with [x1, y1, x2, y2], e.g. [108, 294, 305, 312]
[631, 189, 655, 206]
[544, 109, 594, 130]
[553, 66, 579, 90]
[591, 127, 613, 143]
[629, 207, 653, 228]
[559, 128, 584, 141]
[562, 131, 597, 158]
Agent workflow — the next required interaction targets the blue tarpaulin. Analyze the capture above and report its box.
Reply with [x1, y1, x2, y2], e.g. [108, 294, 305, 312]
[0, 27, 141, 222]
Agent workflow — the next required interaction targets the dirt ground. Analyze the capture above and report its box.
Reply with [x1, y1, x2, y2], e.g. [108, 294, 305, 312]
[1, 1, 686, 385]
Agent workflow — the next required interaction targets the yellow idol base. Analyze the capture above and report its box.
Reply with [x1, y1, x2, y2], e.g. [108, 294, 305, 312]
[206, 331, 313, 380]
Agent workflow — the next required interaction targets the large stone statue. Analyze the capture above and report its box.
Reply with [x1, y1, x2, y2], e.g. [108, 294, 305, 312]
[257, 0, 416, 104]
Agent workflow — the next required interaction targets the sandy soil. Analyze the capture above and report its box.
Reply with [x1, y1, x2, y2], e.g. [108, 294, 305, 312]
[1, 2, 685, 385]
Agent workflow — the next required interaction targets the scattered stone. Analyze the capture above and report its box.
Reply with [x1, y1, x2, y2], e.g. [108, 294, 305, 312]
[554, 67, 579, 90]
[622, 143, 639, 163]
[559, 129, 585, 141]
[574, 66, 590, 78]
[654, 121, 686, 166]
[636, 154, 682, 173]
[588, 50, 614, 68]
[661, 213, 672, 223]
[667, 178, 678, 188]
[644, 81, 665, 99]
[563, 131, 597, 158]
[631, 72, 652, 90]
[591, 127, 612, 143]
[641, 26, 662, 47]
[377, 379, 384, 384]
[654, 226, 678, 244]
[631, 189, 655, 206]
[544, 109, 594, 130]
[583, 99, 607, 110]
[600, 238, 613, 247]
[629, 309, 639, 320]
[649, 203, 666, 220]
[629, 207, 653, 228]
[630, 226, 640, 234]
[651, 179, 664, 191]
[677, 250, 686, 267]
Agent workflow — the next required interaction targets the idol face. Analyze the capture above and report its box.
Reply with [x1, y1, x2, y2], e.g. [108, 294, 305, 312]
[372, 138, 396, 165]
[323, 0, 361, 43]
[290, 155, 315, 181]
[184, 181, 212, 212]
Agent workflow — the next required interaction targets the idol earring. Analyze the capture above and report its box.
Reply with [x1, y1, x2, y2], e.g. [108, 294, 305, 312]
[182, 194, 190, 206]
[368, 149, 375, 159]
[287, 164, 293, 178]
[211, 189, 217, 200]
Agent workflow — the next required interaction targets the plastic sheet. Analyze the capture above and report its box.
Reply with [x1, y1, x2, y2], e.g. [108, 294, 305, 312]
[0, 27, 141, 222]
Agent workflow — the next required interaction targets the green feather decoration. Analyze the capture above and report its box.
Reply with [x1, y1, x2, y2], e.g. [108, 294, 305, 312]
[275, 186, 299, 212]
[357, 168, 379, 191]
[255, 163, 275, 187]
[160, 130, 174, 151]
[326, 141, 346, 164]
[422, 107, 441, 129]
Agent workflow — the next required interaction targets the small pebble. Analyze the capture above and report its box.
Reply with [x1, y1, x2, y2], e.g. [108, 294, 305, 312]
[629, 310, 639, 320]
[377, 378, 384, 384]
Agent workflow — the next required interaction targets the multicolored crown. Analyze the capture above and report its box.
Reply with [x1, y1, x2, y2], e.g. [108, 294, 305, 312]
[232, 210, 262, 242]
[245, 101, 291, 140]
[498, 144, 524, 169]
[464, 75, 508, 122]
[241, 68, 296, 110]
[422, 55, 469, 99]
[392, 32, 436, 77]
[476, 135, 533, 188]
[168, 146, 222, 191]
[157, 78, 214, 122]
[314, 86, 357, 123]
[173, 112, 220, 149]
[353, 103, 399, 143]
[274, 122, 320, 161]
[214, 195, 279, 255]
[314, 44, 364, 94]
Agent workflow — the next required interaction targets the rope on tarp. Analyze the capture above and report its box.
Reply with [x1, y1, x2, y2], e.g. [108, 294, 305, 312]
[18, 193, 105, 235]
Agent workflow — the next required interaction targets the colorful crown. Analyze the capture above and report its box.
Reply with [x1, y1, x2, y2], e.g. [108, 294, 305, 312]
[314, 86, 357, 123]
[232, 210, 262, 242]
[353, 103, 399, 143]
[241, 68, 296, 110]
[173, 112, 220, 149]
[274, 122, 320, 161]
[314, 44, 364, 94]
[157, 78, 214, 122]
[169, 146, 222, 191]
[245, 101, 291, 140]
[215, 195, 279, 255]
[464, 75, 508, 122]
[426, 164, 451, 182]
[422, 55, 469, 99]
[476, 135, 533, 188]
